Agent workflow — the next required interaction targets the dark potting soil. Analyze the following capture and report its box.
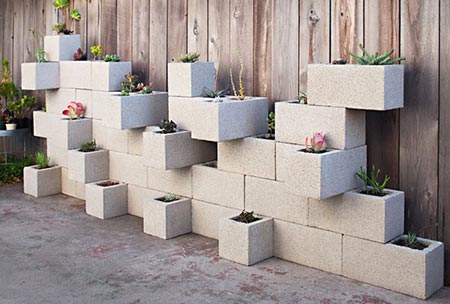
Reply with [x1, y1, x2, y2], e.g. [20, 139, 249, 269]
[155, 197, 179, 203]
[393, 239, 429, 251]
[359, 190, 387, 197]
[299, 149, 328, 154]
[233, 211, 261, 224]
[97, 180, 120, 187]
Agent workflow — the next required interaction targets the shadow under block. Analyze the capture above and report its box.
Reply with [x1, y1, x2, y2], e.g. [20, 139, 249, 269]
[307, 64, 404, 110]
[91, 61, 132, 91]
[219, 216, 274, 266]
[21, 62, 59, 90]
[169, 96, 268, 142]
[44, 35, 81, 62]
[68, 149, 109, 183]
[168, 62, 215, 97]
[23, 165, 62, 198]
[275, 101, 366, 149]
[128, 185, 165, 218]
[85, 181, 128, 220]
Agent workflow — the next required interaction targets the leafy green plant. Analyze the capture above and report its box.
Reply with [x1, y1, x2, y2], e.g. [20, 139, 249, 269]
[36, 49, 47, 63]
[73, 48, 87, 61]
[296, 91, 308, 104]
[234, 211, 260, 224]
[90, 45, 103, 61]
[230, 53, 245, 100]
[7, 95, 37, 119]
[35, 152, 50, 169]
[159, 119, 177, 134]
[202, 87, 227, 98]
[178, 52, 200, 63]
[52, 0, 81, 34]
[52, 23, 68, 35]
[267, 112, 275, 139]
[162, 193, 177, 202]
[349, 44, 406, 65]
[104, 54, 121, 62]
[137, 83, 152, 94]
[0, 59, 19, 109]
[0, 155, 35, 185]
[120, 73, 139, 95]
[356, 165, 390, 196]
[79, 140, 96, 152]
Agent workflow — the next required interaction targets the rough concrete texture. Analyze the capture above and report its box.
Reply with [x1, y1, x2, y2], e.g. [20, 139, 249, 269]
[192, 162, 245, 210]
[75, 89, 94, 118]
[245, 176, 308, 225]
[275, 101, 366, 150]
[343, 235, 444, 300]
[284, 145, 367, 200]
[44, 34, 81, 61]
[109, 151, 147, 188]
[91, 61, 132, 91]
[21, 62, 59, 90]
[59, 61, 92, 89]
[143, 129, 217, 170]
[92, 119, 129, 153]
[309, 189, 405, 243]
[2, 184, 450, 304]
[23, 165, 62, 198]
[47, 138, 69, 167]
[127, 184, 165, 218]
[169, 96, 268, 142]
[219, 216, 274, 266]
[61, 167, 86, 200]
[168, 62, 215, 97]
[33, 111, 60, 138]
[218, 136, 275, 179]
[68, 149, 109, 184]
[307, 64, 404, 110]
[144, 197, 192, 240]
[275, 142, 301, 182]
[128, 128, 145, 155]
[45, 88, 76, 115]
[92, 91, 113, 120]
[53, 118, 93, 150]
[85, 181, 128, 219]
[147, 167, 192, 197]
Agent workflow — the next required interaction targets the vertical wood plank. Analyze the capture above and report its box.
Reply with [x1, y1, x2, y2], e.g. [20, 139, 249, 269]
[131, 0, 150, 84]
[23, 0, 35, 63]
[45, 0, 57, 35]
[187, 0, 208, 61]
[0, 0, 5, 62]
[101, 0, 117, 54]
[12, 0, 24, 85]
[400, 0, 439, 238]
[149, 0, 168, 90]
[3, 0, 14, 70]
[87, 0, 100, 58]
[117, 0, 132, 61]
[168, 0, 187, 62]
[73, 0, 88, 51]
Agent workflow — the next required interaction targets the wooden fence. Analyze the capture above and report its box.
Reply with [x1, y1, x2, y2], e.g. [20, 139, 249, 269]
[1, 0, 450, 284]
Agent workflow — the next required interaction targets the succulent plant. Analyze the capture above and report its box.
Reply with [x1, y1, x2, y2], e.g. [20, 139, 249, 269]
[62, 101, 85, 120]
[79, 140, 96, 152]
[230, 53, 245, 100]
[296, 91, 308, 104]
[162, 193, 177, 202]
[104, 54, 121, 62]
[349, 43, 406, 65]
[120, 73, 139, 95]
[235, 211, 259, 223]
[52, 0, 80, 34]
[90, 45, 103, 61]
[36, 49, 47, 63]
[356, 165, 390, 196]
[159, 119, 177, 134]
[178, 52, 200, 63]
[70, 9, 81, 22]
[202, 87, 228, 98]
[267, 112, 275, 139]
[405, 232, 418, 247]
[73, 48, 87, 61]
[305, 132, 325, 153]
[35, 152, 50, 169]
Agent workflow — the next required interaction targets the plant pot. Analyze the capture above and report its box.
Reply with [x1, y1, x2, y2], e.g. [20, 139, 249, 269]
[44, 34, 81, 61]
[85, 180, 128, 219]
[53, 118, 92, 150]
[5, 123, 17, 130]
[23, 165, 62, 198]
[168, 62, 215, 97]
[91, 61, 132, 91]
[21, 62, 59, 90]
[68, 149, 109, 183]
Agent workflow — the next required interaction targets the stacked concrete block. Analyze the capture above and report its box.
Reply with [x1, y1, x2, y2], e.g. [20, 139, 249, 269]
[275, 142, 300, 182]
[33, 111, 60, 138]
[168, 62, 215, 97]
[21, 63, 59, 90]
[92, 119, 128, 153]
[59, 61, 92, 89]
[23, 165, 62, 198]
[61, 168, 86, 200]
[127, 185, 165, 218]
[45, 89, 76, 115]
[86, 181, 128, 220]
[44, 35, 81, 62]
[147, 167, 192, 197]
[52, 118, 92, 150]
[68, 149, 109, 183]
[75, 89, 93, 118]
[46, 139, 69, 168]
[128, 128, 145, 155]
[109, 151, 147, 187]
[91, 61, 132, 91]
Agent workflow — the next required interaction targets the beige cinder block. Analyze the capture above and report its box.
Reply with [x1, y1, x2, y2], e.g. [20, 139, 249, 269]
[274, 219, 342, 275]
[343, 235, 444, 300]
[147, 167, 192, 197]
[109, 151, 147, 187]
[75, 89, 93, 118]
[309, 188, 404, 243]
[59, 61, 92, 89]
[92, 119, 129, 153]
[245, 176, 308, 225]
[192, 162, 244, 209]
[85, 181, 128, 219]
[275, 101, 366, 150]
[68, 149, 109, 183]
[169, 96, 268, 142]
[61, 167, 85, 200]
[127, 185, 165, 218]
[168, 62, 215, 97]
[21, 62, 59, 90]
[307, 64, 404, 110]
[128, 128, 145, 155]
[218, 136, 275, 179]
[219, 216, 274, 266]
[33, 111, 59, 139]
[44, 35, 81, 62]
[52, 118, 93, 150]
[45, 89, 76, 115]
[47, 138, 68, 168]
[23, 165, 62, 198]
[275, 142, 301, 182]
[144, 196, 192, 240]
[91, 61, 132, 91]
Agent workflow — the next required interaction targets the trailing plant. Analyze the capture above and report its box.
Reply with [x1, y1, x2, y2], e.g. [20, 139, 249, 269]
[349, 44, 406, 65]
[178, 52, 200, 63]
[159, 119, 177, 134]
[162, 193, 177, 202]
[356, 165, 390, 196]
[202, 87, 227, 98]
[7, 95, 37, 119]
[36, 49, 47, 63]
[296, 91, 308, 104]
[90, 45, 103, 61]
[104, 54, 121, 62]
[120, 73, 139, 95]
[234, 211, 260, 224]
[304, 132, 326, 153]
[267, 112, 275, 139]
[73, 48, 87, 61]
[62, 101, 85, 120]
[35, 152, 50, 169]
[230, 53, 245, 100]
[79, 140, 96, 152]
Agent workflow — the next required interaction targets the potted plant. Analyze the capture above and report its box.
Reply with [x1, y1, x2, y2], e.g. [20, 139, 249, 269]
[54, 101, 92, 149]
[21, 49, 59, 90]
[219, 211, 273, 266]
[143, 193, 192, 240]
[7, 95, 37, 129]
[85, 179, 128, 219]
[1, 60, 19, 117]
[5, 114, 17, 130]
[23, 152, 62, 198]
[68, 139, 109, 183]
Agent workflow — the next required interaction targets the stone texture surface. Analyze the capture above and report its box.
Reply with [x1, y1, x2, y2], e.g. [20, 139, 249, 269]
[53, 118, 93, 150]
[46, 138, 68, 168]
[33, 111, 59, 139]
[309, 188, 405, 243]
[23, 165, 62, 198]
[91, 91, 112, 120]
[275, 101, 366, 149]
[92, 119, 129, 153]
[219, 216, 274, 266]
[59, 61, 92, 89]
[75, 89, 93, 118]
[44, 35, 80, 61]
[218, 136, 275, 179]
[168, 62, 215, 97]
[91, 61, 132, 91]
[275, 142, 301, 182]
[308, 64, 404, 110]
[68, 149, 109, 184]
[128, 128, 145, 155]
[45, 88, 76, 115]
[343, 235, 444, 299]
[85, 181, 128, 219]
[144, 197, 192, 240]
[147, 167, 192, 197]
[109, 151, 147, 187]
[21, 63, 59, 90]
[127, 185, 165, 218]
[61, 167, 86, 200]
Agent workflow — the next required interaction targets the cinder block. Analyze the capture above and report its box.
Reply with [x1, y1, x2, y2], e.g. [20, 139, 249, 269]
[68, 149, 109, 183]
[92, 91, 112, 120]
[275, 101, 366, 150]
[52, 118, 92, 150]
[275, 142, 301, 182]
[274, 219, 342, 275]
[169, 96, 268, 142]
[219, 216, 273, 266]
[91, 61, 132, 91]
[309, 188, 404, 243]
[343, 235, 444, 299]
[59, 61, 92, 89]
[245, 176, 308, 225]
[75, 89, 93, 118]
[23, 165, 62, 198]
[147, 167, 192, 197]
[61, 167, 86, 200]
[128, 128, 145, 155]
[33, 111, 59, 138]
[109, 151, 147, 187]
[284, 145, 367, 200]
[21, 63, 59, 90]
[218, 136, 275, 179]
[45, 89, 76, 115]
[47, 138, 68, 167]
[168, 62, 215, 97]
[144, 196, 192, 239]
[191, 199, 240, 239]
[86, 181, 128, 219]
[92, 119, 128, 153]
[192, 162, 244, 209]
[44, 35, 81, 62]
[127, 185, 165, 218]
[308, 64, 404, 110]
[143, 129, 216, 170]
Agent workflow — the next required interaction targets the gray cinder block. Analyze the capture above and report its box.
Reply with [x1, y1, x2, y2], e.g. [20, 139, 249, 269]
[85, 181, 128, 219]
[59, 61, 92, 89]
[91, 61, 132, 91]
[168, 62, 215, 97]
[147, 167, 192, 197]
[21, 62, 59, 90]
[68, 149, 109, 183]
[44, 35, 81, 62]
[53, 118, 93, 150]
[23, 165, 62, 198]
[109, 151, 147, 187]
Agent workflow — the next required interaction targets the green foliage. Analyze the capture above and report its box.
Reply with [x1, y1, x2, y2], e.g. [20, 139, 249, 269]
[349, 44, 406, 65]
[52, 0, 70, 9]
[356, 165, 390, 196]
[406, 232, 418, 247]
[120, 73, 139, 95]
[90, 45, 103, 61]
[178, 52, 200, 63]
[137, 83, 152, 94]
[0, 59, 19, 104]
[0, 155, 35, 185]
[202, 87, 227, 98]
[36, 49, 47, 63]
[267, 112, 275, 138]
[296, 91, 308, 104]
[104, 54, 121, 62]
[7, 95, 37, 119]
[235, 211, 259, 224]
[52, 23, 66, 34]
[70, 9, 81, 21]
[163, 193, 177, 202]
[79, 140, 96, 152]
[159, 119, 177, 134]
[35, 152, 50, 169]
[230, 53, 245, 100]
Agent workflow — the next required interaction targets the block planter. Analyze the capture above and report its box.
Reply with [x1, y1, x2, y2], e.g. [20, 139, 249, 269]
[68, 149, 109, 183]
[169, 96, 268, 142]
[343, 235, 444, 299]
[23, 165, 62, 198]
[143, 129, 216, 170]
[275, 101, 366, 150]
[59, 61, 92, 89]
[44, 35, 81, 61]
[309, 188, 405, 243]
[91, 61, 132, 91]
[21, 63, 59, 90]
[53, 118, 92, 150]
[103, 92, 168, 130]
[85, 180, 128, 219]
[33, 111, 59, 138]
[307, 64, 404, 110]
[284, 145, 367, 200]
[168, 62, 215, 97]
[219, 215, 274, 266]
[143, 196, 192, 239]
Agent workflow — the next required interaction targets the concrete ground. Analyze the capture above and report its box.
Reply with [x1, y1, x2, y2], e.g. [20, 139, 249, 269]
[1, 184, 450, 304]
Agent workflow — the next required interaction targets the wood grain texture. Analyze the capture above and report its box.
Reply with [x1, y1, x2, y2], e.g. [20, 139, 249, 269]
[116, 0, 132, 61]
[72, 0, 87, 50]
[132, 0, 150, 84]
[168, 0, 188, 63]
[101, 0, 117, 55]
[149, 0, 168, 90]
[23, 0, 35, 63]
[187, 0, 208, 61]
[0, 0, 5, 62]
[87, 0, 100, 58]
[12, 0, 24, 84]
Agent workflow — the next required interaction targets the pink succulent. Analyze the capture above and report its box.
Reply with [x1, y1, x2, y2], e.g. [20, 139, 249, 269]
[305, 132, 326, 152]
[136, 82, 145, 91]
[62, 101, 85, 120]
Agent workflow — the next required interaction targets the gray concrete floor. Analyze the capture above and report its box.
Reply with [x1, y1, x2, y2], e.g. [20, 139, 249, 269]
[1, 184, 450, 304]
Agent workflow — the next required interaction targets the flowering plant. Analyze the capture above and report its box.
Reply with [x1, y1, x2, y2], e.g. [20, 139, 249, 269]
[62, 101, 85, 120]
[305, 132, 325, 153]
